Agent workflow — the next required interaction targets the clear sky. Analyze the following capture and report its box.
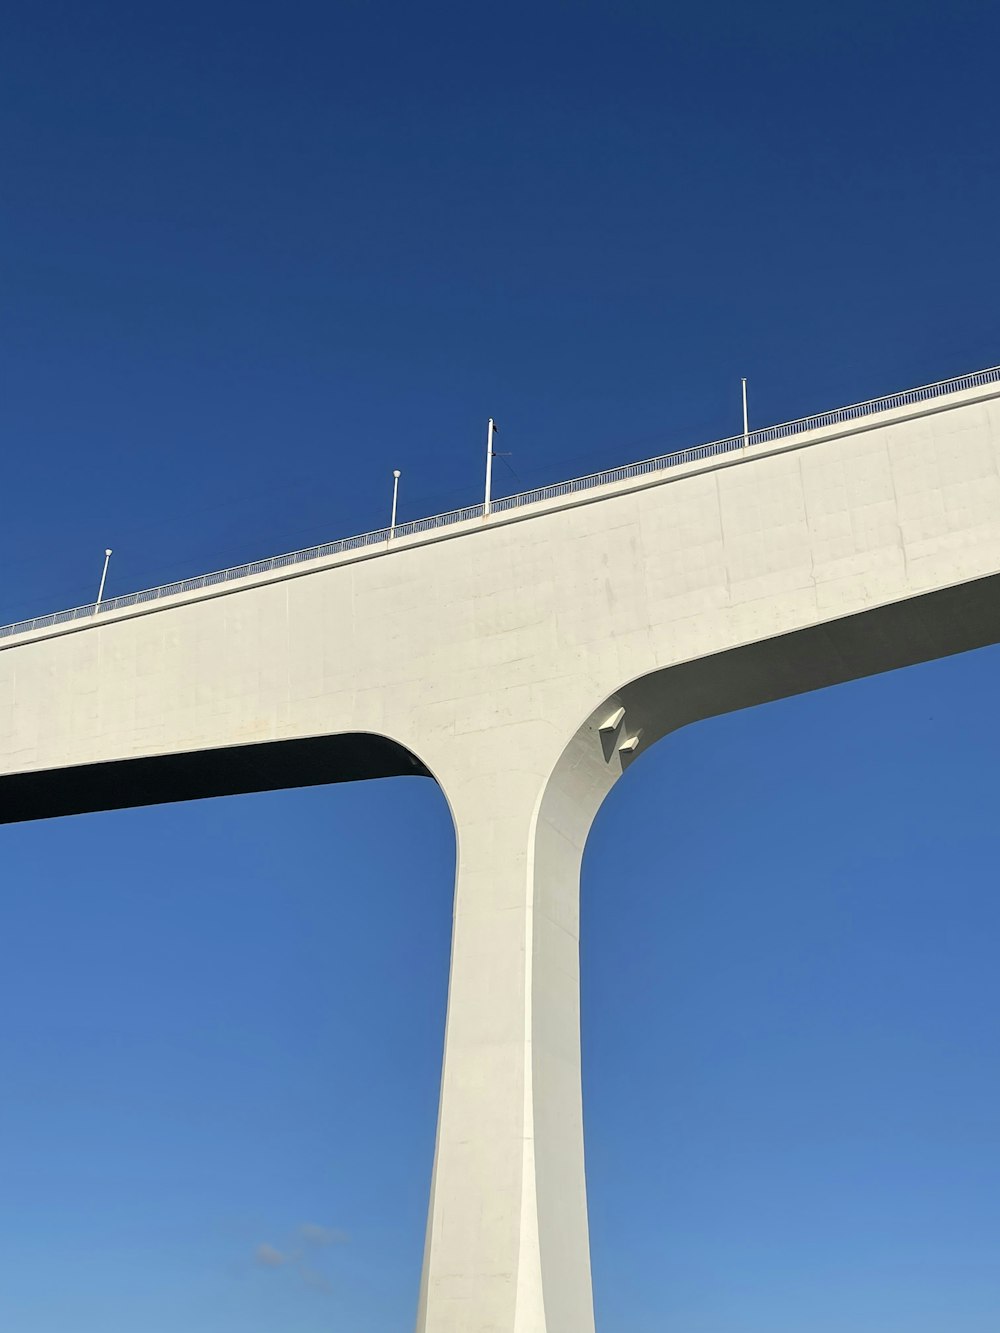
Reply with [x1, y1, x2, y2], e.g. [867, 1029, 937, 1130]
[1, 2, 999, 1330]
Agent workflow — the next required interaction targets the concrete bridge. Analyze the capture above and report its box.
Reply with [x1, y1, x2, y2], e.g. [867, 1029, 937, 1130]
[2, 365, 999, 1331]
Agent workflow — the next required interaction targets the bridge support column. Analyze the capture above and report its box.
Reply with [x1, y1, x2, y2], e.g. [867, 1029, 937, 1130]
[416, 730, 618, 1333]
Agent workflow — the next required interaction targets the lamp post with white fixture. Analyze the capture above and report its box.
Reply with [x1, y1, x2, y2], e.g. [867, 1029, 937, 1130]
[390, 470, 401, 539]
[96, 549, 113, 607]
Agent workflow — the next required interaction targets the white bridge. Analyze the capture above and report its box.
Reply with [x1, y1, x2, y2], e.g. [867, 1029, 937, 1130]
[2, 365, 1000, 1331]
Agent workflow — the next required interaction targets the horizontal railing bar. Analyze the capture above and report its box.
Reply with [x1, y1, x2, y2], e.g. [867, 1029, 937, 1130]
[2, 363, 998, 642]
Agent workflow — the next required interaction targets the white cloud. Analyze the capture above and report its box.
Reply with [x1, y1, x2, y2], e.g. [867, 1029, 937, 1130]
[254, 1242, 287, 1268]
[299, 1222, 350, 1246]
[252, 1223, 347, 1291]
[298, 1263, 333, 1292]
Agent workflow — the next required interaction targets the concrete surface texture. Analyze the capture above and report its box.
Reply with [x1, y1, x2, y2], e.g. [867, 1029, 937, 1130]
[2, 377, 1000, 1331]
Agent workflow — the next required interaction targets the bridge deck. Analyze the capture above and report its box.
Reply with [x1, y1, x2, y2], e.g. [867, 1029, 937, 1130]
[3, 362, 998, 650]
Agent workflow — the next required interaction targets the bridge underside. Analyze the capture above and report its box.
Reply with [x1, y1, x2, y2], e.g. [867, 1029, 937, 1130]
[0, 731, 429, 825]
[618, 569, 1000, 759]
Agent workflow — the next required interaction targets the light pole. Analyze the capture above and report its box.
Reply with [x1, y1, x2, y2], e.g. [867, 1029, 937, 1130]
[484, 417, 496, 517]
[742, 377, 749, 448]
[390, 469, 401, 539]
[96, 548, 113, 606]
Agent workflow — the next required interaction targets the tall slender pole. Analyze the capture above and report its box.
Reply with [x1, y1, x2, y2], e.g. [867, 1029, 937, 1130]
[484, 417, 495, 517]
[390, 469, 401, 539]
[96, 548, 113, 606]
[741, 378, 749, 448]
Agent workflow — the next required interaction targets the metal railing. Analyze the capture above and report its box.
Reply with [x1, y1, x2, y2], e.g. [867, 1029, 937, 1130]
[2, 362, 998, 642]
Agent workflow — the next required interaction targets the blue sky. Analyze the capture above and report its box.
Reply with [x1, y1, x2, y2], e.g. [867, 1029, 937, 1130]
[1, 1, 999, 1329]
